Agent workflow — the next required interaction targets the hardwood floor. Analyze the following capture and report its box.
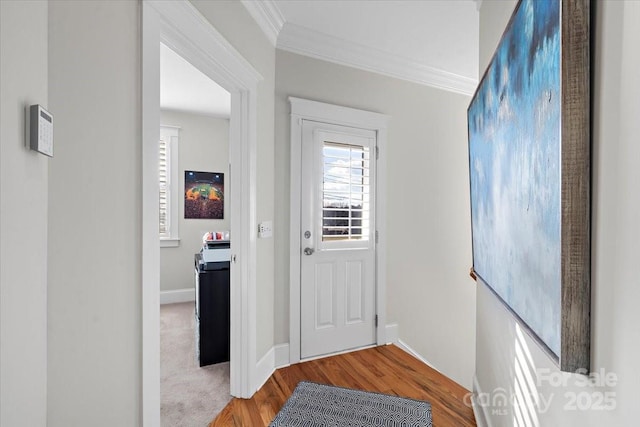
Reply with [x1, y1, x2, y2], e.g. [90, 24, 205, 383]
[210, 344, 476, 426]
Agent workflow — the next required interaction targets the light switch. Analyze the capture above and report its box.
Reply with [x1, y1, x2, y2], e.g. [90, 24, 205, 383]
[258, 221, 273, 238]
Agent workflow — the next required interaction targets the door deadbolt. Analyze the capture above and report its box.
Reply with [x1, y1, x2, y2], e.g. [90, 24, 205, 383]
[304, 230, 311, 239]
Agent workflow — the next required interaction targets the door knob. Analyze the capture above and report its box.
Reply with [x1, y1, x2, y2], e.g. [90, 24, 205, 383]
[303, 247, 315, 256]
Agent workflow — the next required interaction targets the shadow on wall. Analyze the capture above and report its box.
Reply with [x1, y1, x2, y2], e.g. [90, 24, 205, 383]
[470, 322, 542, 424]
[472, 305, 617, 426]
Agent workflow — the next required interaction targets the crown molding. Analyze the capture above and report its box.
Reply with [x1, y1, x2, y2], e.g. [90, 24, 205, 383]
[277, 23, 477, 96]
[241, 0, 284, 47]
[150, 0, 263, 87]
[241, 1, 477, 95]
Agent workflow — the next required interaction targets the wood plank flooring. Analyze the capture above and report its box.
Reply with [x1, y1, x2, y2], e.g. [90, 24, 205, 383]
[210, 344, 476, 426]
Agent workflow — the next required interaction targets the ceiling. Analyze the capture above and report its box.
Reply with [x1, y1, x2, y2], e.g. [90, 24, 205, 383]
[160, 1, 480, 116]
[244, 0, 480, 94]
[160, 43, 230, 117]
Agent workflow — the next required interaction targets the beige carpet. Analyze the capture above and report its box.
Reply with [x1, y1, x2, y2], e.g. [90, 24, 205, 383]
[161, 302, 231, 427]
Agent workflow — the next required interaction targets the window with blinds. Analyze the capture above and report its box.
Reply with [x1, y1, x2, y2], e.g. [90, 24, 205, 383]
[159, 135, 170, 237]
[322, 141, 370, 242]
[159, 126, 179, 243]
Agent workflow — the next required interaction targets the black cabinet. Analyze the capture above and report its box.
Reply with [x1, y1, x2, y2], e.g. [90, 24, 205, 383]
[195, 255, 230, 367]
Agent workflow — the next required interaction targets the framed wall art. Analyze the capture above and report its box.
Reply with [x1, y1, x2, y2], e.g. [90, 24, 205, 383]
[467, 0, 590, 372]
[184, 170, 224, 220]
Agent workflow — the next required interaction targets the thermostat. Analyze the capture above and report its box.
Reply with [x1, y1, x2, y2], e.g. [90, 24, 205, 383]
[28, 104, 53, 157]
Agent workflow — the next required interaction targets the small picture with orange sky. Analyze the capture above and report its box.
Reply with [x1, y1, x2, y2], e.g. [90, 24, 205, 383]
[184, 171, 223, 219]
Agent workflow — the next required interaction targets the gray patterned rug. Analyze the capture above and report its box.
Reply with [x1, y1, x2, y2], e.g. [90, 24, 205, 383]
[270, 381, 433, 427]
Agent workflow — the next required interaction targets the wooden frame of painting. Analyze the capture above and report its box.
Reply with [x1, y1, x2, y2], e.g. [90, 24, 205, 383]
[467, 0, 590, 373]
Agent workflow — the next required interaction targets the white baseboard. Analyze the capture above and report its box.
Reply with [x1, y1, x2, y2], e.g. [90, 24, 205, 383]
[472, 375, 492, 427]
[395, 339, 439, 373]
[254, 343, 290, 394]
[385, 323, 399, 344]
[256, 335, 445, 398]
[395, 336, 483, 425]
[257, 337, 447, 401]
[255, 346, 275, 393]
[160, 288, 194, 305]
[274, 343, 290, 368]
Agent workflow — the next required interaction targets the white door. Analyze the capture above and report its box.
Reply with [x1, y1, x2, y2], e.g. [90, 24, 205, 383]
[300, 120, 377, 359]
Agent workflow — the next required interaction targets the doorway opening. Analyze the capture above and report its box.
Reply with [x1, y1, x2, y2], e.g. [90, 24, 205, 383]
[142, 2, 262, 425]
[158, 41, 232, 425]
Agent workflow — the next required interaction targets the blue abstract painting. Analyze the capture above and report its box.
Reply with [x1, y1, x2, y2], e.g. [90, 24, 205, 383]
[468, 0, 561, 356]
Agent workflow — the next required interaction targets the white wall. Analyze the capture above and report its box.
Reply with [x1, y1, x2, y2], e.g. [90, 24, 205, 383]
[190, 0, 276, 361]
[475, 1, 640, 425]
[275, 50, 476, 389]
[47, 1, 140, 425]
[43, 1, 274, 423]
[0, 1, 49, 425]
[160, 110, 229, 293]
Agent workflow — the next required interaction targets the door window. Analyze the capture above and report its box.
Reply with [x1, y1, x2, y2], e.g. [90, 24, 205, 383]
[321, 141, 370, 244]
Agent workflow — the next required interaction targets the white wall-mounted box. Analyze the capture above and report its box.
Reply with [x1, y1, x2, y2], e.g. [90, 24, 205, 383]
[27, 104, 53, 157]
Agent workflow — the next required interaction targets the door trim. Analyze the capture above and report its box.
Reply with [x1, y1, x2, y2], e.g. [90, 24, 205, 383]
[142, 1, 262, 424]
[289, 97, 389, 364]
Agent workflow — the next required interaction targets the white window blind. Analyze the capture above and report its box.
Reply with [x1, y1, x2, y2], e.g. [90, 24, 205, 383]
[159, 126, 180, 244]
[322, 141, 370, 242]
